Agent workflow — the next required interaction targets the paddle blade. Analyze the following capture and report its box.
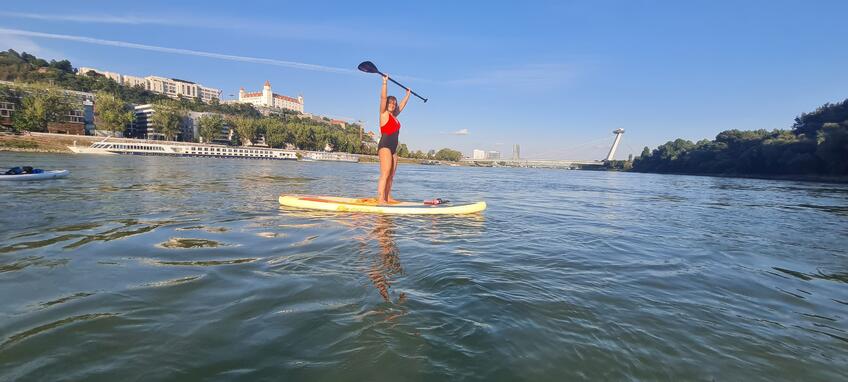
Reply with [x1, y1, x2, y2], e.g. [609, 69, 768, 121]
[357, 61, 380, 74]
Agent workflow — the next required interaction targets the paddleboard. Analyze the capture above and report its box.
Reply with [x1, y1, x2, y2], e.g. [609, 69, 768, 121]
[0, 170, 69, 181]
[279, 195, 486, 215]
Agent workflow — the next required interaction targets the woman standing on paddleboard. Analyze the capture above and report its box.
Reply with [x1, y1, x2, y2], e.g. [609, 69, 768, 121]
[377, 74, 411, 204]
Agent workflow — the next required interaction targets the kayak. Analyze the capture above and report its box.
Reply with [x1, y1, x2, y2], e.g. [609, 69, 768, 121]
[279, 195, 486, 215]
[0, 170, 69, 181]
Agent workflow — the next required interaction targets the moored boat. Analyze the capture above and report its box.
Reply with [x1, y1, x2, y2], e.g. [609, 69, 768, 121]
[0, 170, 69, 181]
[68, 139, 297, 160]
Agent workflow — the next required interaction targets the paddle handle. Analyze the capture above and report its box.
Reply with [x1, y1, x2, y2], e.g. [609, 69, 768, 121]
[380, 71, 427, 103]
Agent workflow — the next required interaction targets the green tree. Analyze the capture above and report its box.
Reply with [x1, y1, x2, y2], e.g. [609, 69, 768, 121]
[11, 85, 72, 133]
[94, 91, 133, 136]
[816, 122, 848, 174]
[263, 117, 294, 148]
[434, 148, 463, 162]
[151, 101, 184, 140]
[229, 116, 258, 146]
[197, 114, 224, 143]
[397, 143, 410, 157]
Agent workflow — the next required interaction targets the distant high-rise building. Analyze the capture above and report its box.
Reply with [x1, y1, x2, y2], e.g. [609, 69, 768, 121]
[486, 150, 501, 160]
[472, 149, 486, 159]
[512, 144, 520, 160]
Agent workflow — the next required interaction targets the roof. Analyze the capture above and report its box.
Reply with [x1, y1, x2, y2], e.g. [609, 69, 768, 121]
[264, 80, 271, 87]
[273, 94, 301, 103]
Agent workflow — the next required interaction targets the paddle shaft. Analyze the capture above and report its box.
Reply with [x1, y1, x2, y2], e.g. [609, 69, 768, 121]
[380, 72, 427, 103]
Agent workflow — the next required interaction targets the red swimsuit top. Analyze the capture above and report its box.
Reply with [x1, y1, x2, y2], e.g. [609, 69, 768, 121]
[380, 113, 401, 135]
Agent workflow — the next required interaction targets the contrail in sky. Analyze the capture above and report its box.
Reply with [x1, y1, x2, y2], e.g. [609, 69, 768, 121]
[0, 27, 357, 75]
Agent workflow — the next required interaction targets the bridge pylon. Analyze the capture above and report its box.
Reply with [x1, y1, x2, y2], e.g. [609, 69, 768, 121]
[605, 128, 625, 161]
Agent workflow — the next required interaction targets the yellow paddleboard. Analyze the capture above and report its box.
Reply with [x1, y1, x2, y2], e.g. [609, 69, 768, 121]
[279, 195, 486, 215]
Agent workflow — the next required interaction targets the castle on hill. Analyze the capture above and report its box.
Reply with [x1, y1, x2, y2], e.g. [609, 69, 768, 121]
[237, 80, 304, 113]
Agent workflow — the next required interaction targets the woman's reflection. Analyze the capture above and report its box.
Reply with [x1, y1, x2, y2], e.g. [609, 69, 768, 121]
[366, 215, 405, 303]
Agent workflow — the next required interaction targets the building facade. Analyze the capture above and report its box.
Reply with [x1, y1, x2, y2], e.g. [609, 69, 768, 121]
[78, 67, 221, 103]
[237, 81, 304, 113]
[0, 81, 94, 134]
[129, 104, 156, 139]
[472, 149, 486, 160]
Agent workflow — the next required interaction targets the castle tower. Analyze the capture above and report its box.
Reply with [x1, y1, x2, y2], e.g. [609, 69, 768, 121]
[606, 128, 625, 161]
[263, 80, 272, 107]
[238, 87, 245, 101]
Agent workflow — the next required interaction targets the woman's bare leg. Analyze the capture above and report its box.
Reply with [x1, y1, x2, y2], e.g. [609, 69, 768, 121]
[377, 148, 393, 203]
[385, 154, 400, 203]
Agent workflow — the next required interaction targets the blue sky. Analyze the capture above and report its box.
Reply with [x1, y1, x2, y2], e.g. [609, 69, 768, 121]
[1, 1, 846, 159]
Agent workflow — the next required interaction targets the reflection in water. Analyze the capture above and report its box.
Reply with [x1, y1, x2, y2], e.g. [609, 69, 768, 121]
[367, 215, 404, 303]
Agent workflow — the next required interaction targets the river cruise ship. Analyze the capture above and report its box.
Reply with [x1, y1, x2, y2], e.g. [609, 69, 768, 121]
[68, 139, 297, 160]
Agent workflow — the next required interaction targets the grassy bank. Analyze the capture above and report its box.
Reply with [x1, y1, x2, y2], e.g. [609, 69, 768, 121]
[0, 132, 101, 153]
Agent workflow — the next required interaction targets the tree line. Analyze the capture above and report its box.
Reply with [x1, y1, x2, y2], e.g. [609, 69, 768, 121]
[633, 99, 848, 176]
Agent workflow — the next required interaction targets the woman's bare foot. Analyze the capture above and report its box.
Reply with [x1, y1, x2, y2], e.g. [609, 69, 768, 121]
[387, 197, 400, 204]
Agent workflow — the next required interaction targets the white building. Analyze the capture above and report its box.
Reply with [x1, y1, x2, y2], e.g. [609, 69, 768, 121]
[237, 81, 304, 113]
[77, 67, 221, 103]
[472, 149, 486, 160]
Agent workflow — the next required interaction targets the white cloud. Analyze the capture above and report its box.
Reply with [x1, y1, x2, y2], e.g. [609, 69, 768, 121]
[0, 11, 421, 48]
[0, 12, 168, 25]
[0, 28, 356, 75]
[451, 128, 469, 135]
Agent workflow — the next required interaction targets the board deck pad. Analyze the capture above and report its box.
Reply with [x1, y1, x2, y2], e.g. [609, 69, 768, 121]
[279, 195, 486, 215]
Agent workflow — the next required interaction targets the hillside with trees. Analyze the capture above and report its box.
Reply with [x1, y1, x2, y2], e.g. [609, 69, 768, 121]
[633, 99, 848, 178]
[0, 49, 470, 160]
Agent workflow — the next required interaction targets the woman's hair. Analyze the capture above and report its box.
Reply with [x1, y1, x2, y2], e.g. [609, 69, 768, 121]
[386, 95, 398, 116]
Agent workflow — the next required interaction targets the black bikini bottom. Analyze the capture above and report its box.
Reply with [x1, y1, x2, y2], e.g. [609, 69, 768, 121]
[378, 131, 399, 154]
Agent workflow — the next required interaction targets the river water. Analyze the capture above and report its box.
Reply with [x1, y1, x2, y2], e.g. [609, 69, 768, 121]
[1, 152, 846, 381]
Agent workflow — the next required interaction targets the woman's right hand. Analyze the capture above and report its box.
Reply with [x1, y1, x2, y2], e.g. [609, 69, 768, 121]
[383, 74, 389, 83]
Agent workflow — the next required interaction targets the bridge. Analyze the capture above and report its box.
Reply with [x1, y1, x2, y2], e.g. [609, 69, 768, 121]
[462, 128, 625, 169]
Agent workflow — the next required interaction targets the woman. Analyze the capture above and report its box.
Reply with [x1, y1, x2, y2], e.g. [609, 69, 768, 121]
[377, 74, 411, 204]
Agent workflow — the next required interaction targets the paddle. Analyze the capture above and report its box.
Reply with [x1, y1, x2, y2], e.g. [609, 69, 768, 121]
[358, 61, 428, 103]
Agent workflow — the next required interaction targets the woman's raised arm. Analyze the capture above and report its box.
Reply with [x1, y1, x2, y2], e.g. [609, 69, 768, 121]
[397, 88, 411, 115]
[379, 75, 388, 114]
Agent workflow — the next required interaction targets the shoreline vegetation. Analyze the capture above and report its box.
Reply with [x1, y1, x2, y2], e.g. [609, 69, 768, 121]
[0, 49, 464, 163]
[632, 98, 848, 182]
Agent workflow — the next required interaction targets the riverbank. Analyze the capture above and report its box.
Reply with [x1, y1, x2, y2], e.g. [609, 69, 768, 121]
[0, 132, 466, 166]
[0, 132, 101, 153]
